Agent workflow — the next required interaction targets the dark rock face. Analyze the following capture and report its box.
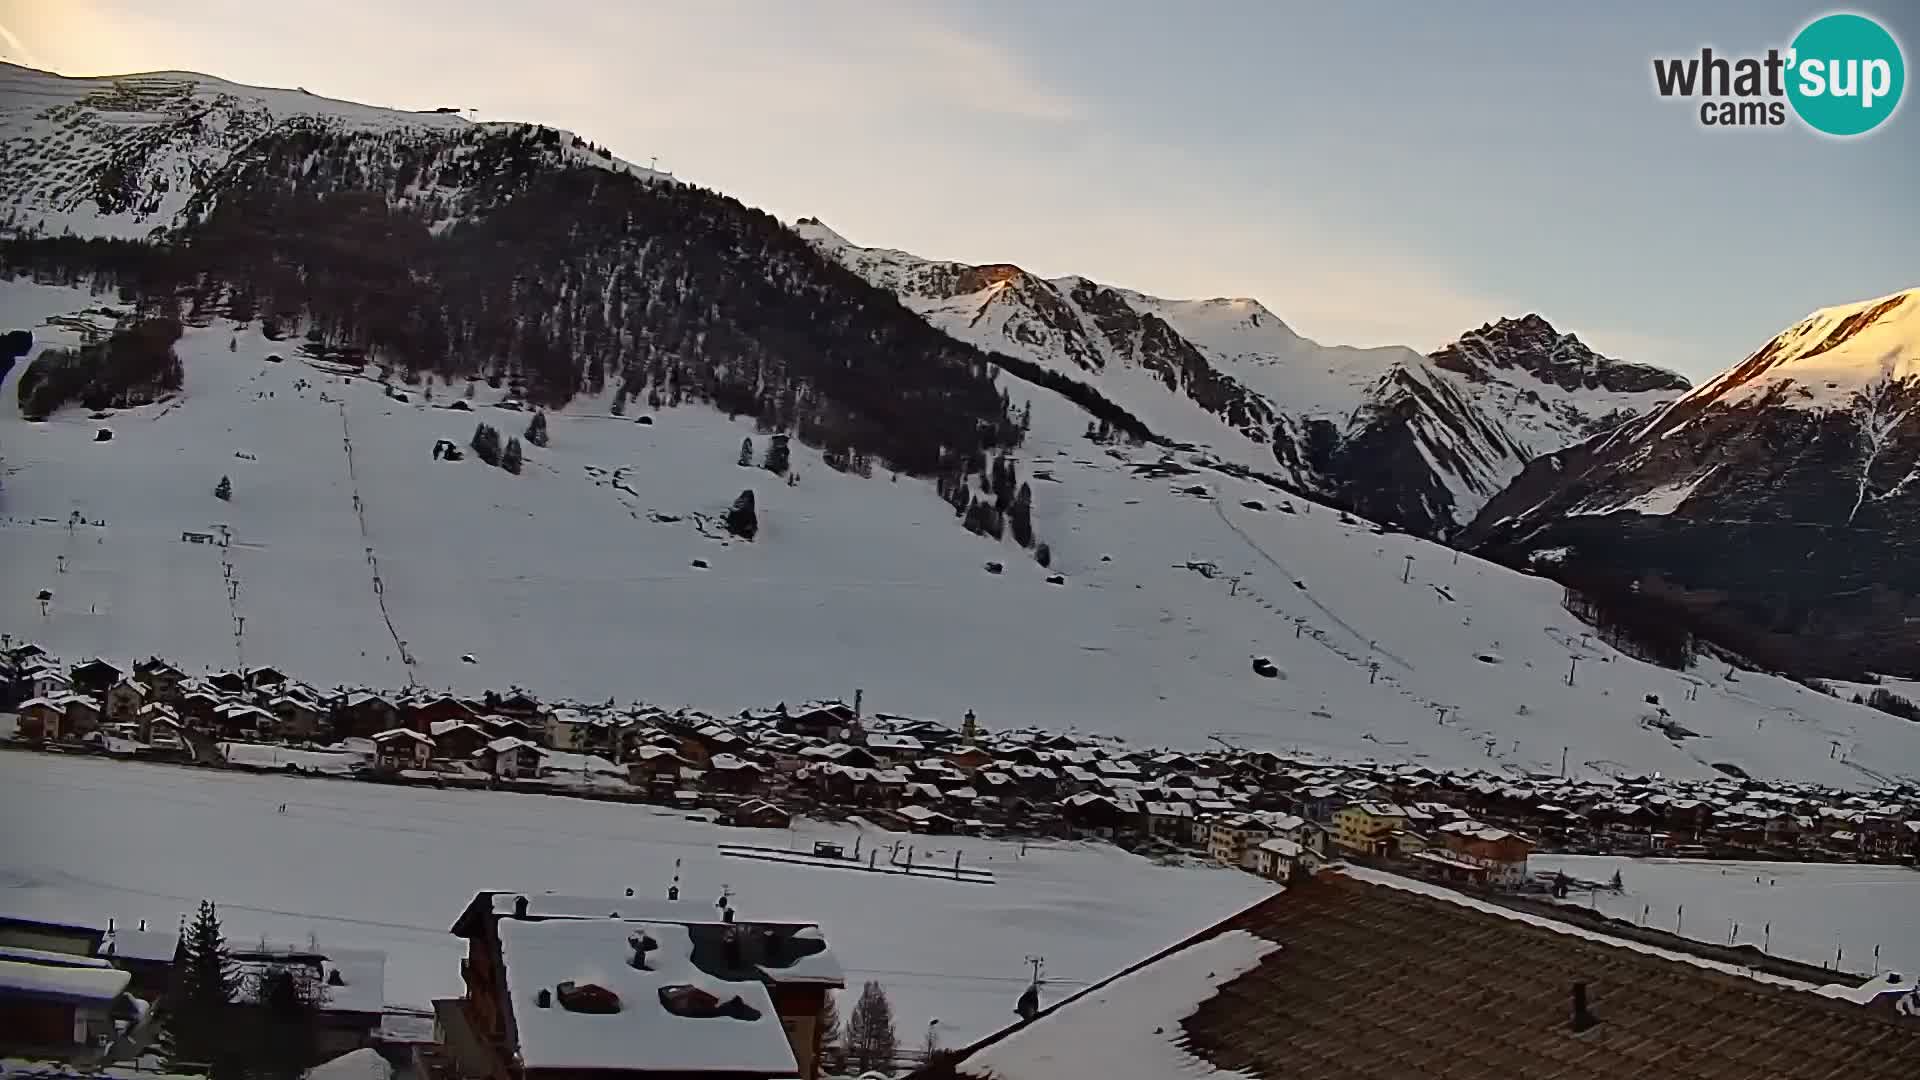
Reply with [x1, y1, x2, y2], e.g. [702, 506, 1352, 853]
[1468, 292, 1920, 678]
[1433, 315, 1690, 396]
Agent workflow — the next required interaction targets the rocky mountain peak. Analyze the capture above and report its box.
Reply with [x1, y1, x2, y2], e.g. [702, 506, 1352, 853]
[1433, 315, 1689, 395]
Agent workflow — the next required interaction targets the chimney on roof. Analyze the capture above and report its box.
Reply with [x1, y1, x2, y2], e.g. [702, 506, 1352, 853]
[1570, 982, 1598, 1032]
[513, 895, 529, 919]
[629, 931, 658, 971]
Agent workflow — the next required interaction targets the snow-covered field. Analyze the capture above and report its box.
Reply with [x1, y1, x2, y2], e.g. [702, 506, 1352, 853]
[1531, 854, 1920, 980]
[6, 278, 1920, 786]
[0, 753, 1273, 1044]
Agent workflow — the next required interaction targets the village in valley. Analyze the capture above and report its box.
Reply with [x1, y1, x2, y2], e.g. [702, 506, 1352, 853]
[5, 638, 1920, 1079]
[7, 641, 1920, 884]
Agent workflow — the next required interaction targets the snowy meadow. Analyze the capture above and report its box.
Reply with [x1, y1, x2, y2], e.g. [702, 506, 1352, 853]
[0, 753, 1273, 1045]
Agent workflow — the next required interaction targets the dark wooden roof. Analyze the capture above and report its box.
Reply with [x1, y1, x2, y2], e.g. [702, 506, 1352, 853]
[948, 870, 1920, 1080]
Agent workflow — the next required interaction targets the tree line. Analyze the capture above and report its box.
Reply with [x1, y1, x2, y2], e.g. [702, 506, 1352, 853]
[1, 123, 1031, 481]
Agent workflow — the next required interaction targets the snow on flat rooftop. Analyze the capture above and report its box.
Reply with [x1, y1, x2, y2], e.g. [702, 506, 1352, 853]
[0, 944, 113, 968]
[498, 918, 797, 1074]
[305, 1047, 392, 1080]
[964, 929, 1278, 1080]
[0, 958, 131, 1002]
[103, 927, 180, 964]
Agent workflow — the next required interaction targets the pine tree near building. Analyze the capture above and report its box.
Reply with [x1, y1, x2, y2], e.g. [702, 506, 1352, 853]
[817, 990, 846, 1076]
[167, 900, 237, 1069]
[525, 410, 550, 447]
[846, 980, 898, 1075]
[502, 437, 524, 474]
[214, 475, 232, 501]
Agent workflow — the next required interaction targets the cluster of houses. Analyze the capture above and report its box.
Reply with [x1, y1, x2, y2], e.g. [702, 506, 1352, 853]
[6, 643, 1920, 878]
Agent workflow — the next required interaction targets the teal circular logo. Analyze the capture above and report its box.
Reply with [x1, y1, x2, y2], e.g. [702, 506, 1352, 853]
[1787, 13, 1905, 136]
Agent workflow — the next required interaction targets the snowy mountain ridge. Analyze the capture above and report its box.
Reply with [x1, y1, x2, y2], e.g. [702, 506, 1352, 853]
[0, 62, 669, 241]
[1468, 285, 1920, 679]
[795, 218, 1688, 536]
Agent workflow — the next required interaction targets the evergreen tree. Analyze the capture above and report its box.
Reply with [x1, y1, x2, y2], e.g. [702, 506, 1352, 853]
[471, 422, 502, 466]
[817, 990, 846, 1076]
[761, 433, 790, 475]
[963, 497, 1003, 539]
[1010, 482, 1034, 547]
[1035, 541, 1052, 568]
[611, 387, 627, 416]
[725, 489, 758, 540]
[168, 901, 236, 1069]
[214, 475, 232, 501]
[525, 410, 550, 447]
[846, 980, 898, 1075]
[739, 436, 754, 467]
[502, 436, 524, 474]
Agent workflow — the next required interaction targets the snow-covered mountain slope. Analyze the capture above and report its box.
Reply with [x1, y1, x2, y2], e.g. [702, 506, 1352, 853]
[1469, 287, 1920, 678]
[7, 279, 1918, 788]
[0, 62, 666, 240]
[795, 220, 1687, 536]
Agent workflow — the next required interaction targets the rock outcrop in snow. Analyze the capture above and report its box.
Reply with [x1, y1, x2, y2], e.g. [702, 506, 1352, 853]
[1468, 288, 1920, 677]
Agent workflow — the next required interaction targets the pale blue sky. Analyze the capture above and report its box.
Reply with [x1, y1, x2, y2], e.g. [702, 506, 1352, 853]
[3, 1, 1914, 379]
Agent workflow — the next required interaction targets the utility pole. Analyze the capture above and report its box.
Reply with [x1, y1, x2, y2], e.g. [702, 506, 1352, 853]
[1368, 661, 1380, 685]
[1566, 656, 1579, 686]
[1560, 745, 1569, 778]
[1402, 554, 1414, 584]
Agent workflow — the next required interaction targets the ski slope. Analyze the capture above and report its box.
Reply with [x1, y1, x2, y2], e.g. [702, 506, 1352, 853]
[6, 279, 1920, 787]
[0, 753, 1275, 1046]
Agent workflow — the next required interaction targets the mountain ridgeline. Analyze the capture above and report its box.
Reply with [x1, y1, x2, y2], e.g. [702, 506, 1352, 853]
[795, 221, 1692, 539]
[3, 123, 1043, 479]
[1467, 290, 1920, 679]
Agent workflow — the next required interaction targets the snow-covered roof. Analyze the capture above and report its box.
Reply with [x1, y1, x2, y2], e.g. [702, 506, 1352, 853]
[1340, 866, 1814, 989]
[0, 944, 113, 968]
[103, 927, 180, 963]
[483, 736, 541, 755]
[372, 728, 433, 745]
[962, 930, 1278, 1080]
[0, 958, 131, 1003]
[1256, 837, 1304, 858]
[306, 1048, 393, 1080]
[497, 918, 797, 1073]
